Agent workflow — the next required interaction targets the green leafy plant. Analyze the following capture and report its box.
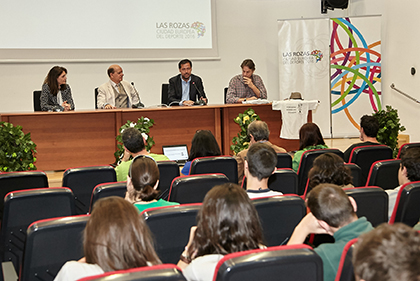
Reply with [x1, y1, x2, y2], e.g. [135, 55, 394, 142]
[373, 105, 406, 158]
[230, 108, 261, 155]
[114, 117, 155, 164]
[0, 121, 37, 172]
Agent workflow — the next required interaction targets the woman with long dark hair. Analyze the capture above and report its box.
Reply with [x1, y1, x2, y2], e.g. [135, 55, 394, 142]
[41, 66, 75, 111]
[181, 130, 221, 175]
[125, 155, 178, 213]
[54, 197, 160, 281]
[292, 123, 328, 172]
[177, 183, 264, 281]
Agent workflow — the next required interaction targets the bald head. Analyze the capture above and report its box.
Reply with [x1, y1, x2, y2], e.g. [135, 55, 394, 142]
[108, 64, 124, 84]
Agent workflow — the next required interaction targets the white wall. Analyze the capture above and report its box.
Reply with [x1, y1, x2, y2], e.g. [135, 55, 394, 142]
[1, 0, 418, 142]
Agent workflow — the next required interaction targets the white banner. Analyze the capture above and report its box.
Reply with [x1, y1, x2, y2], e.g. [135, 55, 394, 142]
[278, 19, 331, 138]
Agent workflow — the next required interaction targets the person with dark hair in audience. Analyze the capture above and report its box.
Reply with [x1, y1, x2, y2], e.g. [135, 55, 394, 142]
[41, 66, 75, 111]
[245, 143, 283, 199]
[292, 123, 328, 172]
[287, 184, 373, 281]
[125, 155, 179, 213]
[386, 146, 420, 219]
[54, 197, 161, 281]
[353, 223, 420, 281]
[308, 153, 353, 190]
[226, 59, 267, 104]
[236, 120, 286, 184]
[167, 59, 207, 106]
[97, 64, 139, 109]
[115, 127, 169, 182]
[343, 115, 381, 162]
[177, 183, 264, 281]
[181, 130, 221, 175]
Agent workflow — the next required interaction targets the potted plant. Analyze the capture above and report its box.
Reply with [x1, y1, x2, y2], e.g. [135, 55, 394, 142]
[230, 108, 261, 155]
[373, 105, 406, 158]
[0, 121, 37, 172]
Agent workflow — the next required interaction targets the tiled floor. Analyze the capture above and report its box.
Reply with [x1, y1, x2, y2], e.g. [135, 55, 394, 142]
[46, 138, 360, 188]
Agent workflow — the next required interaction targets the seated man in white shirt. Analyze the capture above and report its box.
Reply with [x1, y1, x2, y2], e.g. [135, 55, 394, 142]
[386, 146, 420, 218]
[245, 142, 283, 199]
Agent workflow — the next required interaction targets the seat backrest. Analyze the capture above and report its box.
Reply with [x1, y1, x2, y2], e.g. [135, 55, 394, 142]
[142, 204, 201, 264]
[94, 87, 99, 109]
[168, 174, 229, 204]
[21, 215, 89, 281]
[1, 188, 76, 273]
[224, 87, 228, 104]
[397, 142, 420, 159]
[33, 90, 42, 111]
[366, 159, 401, 189]
[345, 163, 363, 187]
[0, 171, 49, 219]
[276, 153, 293, 169]
[252, 196, 306, 246]
[348, 145, 393, 184]
[190, 156, 238, 184]
[62, 166, 117, 214]
[157, 161, 180, 200]
[344, 187, 388, 227]
[162, 83, 169, 105]
[77, 264, 186, 281]
[267, 168, 298, 194]
[214, 244, 323, 281]
[389, 181, 420, 226]
[297, 149, 344, 195]
[334, 238, 357, 281]
[89, 182, 127, 213]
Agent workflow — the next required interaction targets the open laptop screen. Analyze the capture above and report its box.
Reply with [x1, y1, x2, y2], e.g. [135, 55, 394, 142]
[162, 144, 189, 162]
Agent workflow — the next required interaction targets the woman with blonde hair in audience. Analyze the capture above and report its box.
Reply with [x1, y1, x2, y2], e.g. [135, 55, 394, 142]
[125, 155, 179, 213]
[54, 196, 161, 281]
[292, 123, 328, 172]
[177, 183, 264, 281]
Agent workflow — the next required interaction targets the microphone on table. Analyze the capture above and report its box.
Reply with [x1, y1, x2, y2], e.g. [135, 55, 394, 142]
[192, 81, 207, 105]
[131, 82, 145, 108]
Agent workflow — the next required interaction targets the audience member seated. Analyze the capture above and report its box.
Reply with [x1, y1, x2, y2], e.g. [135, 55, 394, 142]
[181, 130, 221, 175]
[292, 123, 328, 172]
[343, 115, 381, 162]
[125, 155, 179, 213]
[287, 184, 373, 281]
[236, 120, 286, 185]
[177, 183, 264, 281]
[385, 146, 420, 219]
[115, 127, 169, 182]
[245, 143, 283, 199]
[41, 66, 75, 112]
[353, 223, 420, 281]
[54, 197, 161, 281]
[308, 153, 353, 190]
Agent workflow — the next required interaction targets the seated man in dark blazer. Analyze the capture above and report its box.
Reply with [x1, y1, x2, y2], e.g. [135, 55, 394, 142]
[167, 59, 207, 106]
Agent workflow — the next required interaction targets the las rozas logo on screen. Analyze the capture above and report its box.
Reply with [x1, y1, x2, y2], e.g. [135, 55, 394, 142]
[155, 21, 206, 39]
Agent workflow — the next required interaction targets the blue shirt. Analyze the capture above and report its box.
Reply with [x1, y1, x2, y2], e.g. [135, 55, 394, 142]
[181, 161, 192, 175]
[180, 76, 191, 105]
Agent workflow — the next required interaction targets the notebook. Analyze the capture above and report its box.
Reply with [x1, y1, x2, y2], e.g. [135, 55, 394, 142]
[162, 144, 189, 165]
